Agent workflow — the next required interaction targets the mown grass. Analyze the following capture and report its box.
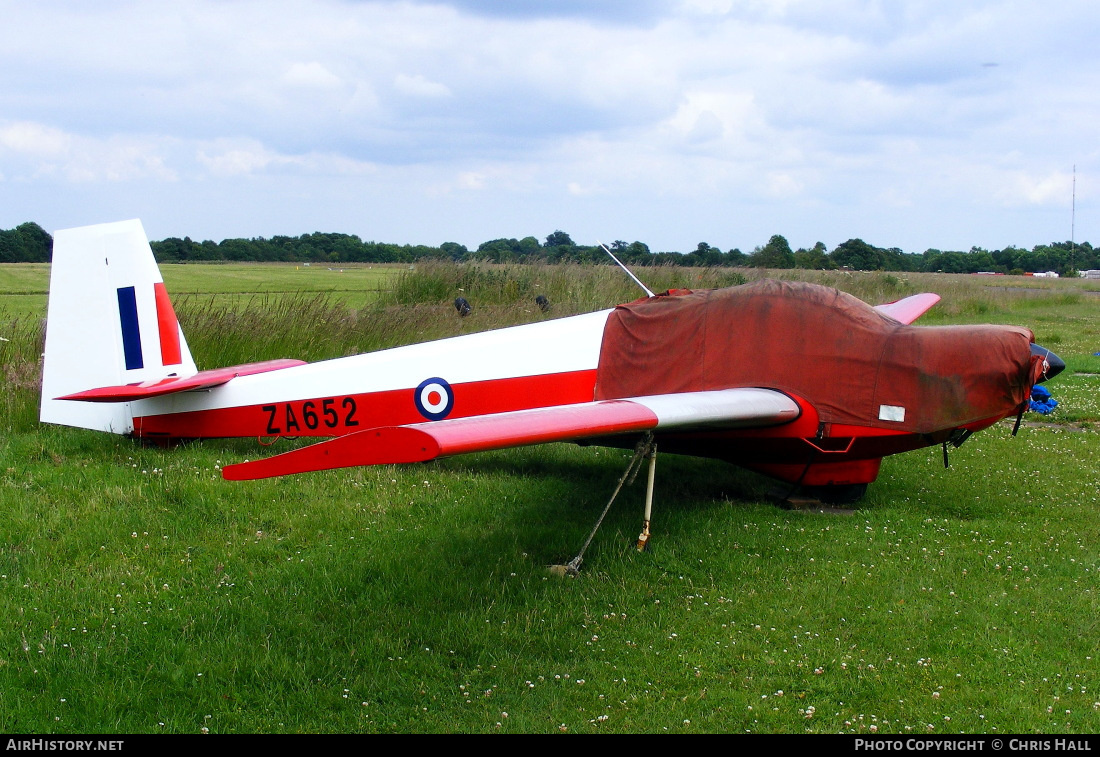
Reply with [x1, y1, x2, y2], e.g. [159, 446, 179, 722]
[0, 261, 404, 319]
[0, 262, 1098, 734]
[162, 262, 404, 312]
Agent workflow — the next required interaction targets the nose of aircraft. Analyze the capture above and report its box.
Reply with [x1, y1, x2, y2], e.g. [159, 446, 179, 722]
[1031, 343, 1066, 383]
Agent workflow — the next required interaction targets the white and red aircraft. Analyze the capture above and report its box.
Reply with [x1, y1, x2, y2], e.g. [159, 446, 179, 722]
[40, 219, 1063, 508]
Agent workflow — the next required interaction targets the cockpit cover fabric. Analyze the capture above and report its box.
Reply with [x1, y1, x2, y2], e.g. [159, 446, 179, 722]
[593, 280, 1039, 434]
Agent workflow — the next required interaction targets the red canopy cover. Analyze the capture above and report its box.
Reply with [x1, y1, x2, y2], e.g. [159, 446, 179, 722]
[594, 280, 1040, 434]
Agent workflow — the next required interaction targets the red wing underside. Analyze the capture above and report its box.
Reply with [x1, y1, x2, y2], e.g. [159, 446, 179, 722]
[222, 388, 801, 480]
[57, 359, 306, 402]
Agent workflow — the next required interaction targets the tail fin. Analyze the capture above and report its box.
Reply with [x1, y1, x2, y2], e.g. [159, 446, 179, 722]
[40, 219, 197, 434]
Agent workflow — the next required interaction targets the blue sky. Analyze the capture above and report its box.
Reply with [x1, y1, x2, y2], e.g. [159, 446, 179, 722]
[1, 0, 1096, 253]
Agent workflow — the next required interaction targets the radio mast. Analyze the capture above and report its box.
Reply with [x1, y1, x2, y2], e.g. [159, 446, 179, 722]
[1071, 164, 1076, 271]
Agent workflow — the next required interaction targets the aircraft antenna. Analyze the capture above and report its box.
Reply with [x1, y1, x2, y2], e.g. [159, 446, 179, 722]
[598, 241, 655, 298]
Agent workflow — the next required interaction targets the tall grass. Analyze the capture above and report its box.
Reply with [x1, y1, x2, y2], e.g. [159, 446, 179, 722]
[0, 311, 44, 433]
[175, 294, 365, 367]
[177, 263, 745, 370]
[385, 261, 747, 312]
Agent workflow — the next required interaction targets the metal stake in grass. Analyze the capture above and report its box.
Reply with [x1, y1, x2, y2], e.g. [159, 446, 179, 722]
[549, 433, 656, 577]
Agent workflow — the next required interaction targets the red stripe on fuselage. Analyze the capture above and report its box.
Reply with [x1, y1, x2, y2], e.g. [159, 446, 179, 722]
[131, 370, 598, 439]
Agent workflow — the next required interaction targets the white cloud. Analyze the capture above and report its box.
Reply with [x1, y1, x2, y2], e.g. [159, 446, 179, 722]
[685, 110, 725, 144]
[197, 141, 279, 177]
[764, 172, 804, 199]
[284, 62, 343, 90]
[0, 121, 176, 183]
[679, 0, 736, 15]
[0, 122, 72, 156]
[663, 92, 761, 151]
[196, 138, 377, 178]
[996, 171, 1074, 207]
[458, 172, 485, 190]
[393, 74, 452, 99]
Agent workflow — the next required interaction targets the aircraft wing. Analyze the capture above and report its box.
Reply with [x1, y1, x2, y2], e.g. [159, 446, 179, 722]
[874, 293, 941, 325]
[222, 388, 801, 480]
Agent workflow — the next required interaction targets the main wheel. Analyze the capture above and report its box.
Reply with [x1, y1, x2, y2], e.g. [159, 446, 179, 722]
[805, 483, 867, 505]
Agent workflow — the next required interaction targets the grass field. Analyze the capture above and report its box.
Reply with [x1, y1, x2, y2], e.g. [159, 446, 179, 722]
[0, 262, 1098, 734]
[0, 262, 406, 319]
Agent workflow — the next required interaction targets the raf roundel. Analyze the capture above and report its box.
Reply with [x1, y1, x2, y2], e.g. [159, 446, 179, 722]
[415, 377, 454, 421]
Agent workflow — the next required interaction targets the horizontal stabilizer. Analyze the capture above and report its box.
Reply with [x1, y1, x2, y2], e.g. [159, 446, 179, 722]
[874, 293, 941, 325]
[58, 359, 306, 402]
[223, 388, 800, 480]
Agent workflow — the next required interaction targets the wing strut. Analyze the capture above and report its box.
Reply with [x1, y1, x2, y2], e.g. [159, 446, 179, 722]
[550, 433, 656, 576]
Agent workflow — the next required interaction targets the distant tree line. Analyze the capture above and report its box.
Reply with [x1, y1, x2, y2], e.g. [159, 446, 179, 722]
[0, 222, 53, 263]
[2, 222, 1096, 275]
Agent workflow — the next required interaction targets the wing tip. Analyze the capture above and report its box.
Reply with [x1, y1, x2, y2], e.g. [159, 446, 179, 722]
[875, 293, 941, 324]
[223, 426, 442, 480]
